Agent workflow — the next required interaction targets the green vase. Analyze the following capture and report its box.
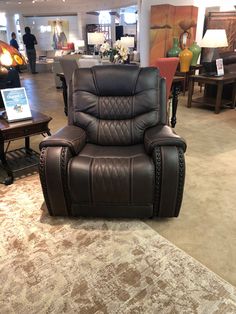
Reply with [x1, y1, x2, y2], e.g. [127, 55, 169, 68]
[189, 41, 201, 66]
[167, 37, 181, 57]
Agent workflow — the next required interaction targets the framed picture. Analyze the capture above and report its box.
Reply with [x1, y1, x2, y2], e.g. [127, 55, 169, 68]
[1, 87, 32, 122]
[216, 58, 224, 76]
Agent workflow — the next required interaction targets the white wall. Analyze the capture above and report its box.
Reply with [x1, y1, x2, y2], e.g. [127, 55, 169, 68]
[139, 0, 236, 66]
[23, 15, 78, 51]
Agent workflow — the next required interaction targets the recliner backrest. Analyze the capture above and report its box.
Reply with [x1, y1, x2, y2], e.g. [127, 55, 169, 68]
[70, 65, 166, 145]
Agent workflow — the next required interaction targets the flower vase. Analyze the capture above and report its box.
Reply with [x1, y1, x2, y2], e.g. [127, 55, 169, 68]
[179, 48, 193, 72]
[167, 37, 181, 57]
[189, 41, 201, 66]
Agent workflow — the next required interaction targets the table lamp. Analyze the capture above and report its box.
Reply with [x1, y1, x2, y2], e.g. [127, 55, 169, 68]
[77, 39, 85, 53]
[0, 40, 26, 108]
[0, 40, 26, 73]
[199, 29, 228, 76]
[87, 32, 104, 54]
[120, 36, 135, 49]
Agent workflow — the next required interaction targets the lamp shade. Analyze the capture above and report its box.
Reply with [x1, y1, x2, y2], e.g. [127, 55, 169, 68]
[77, 40, 85, 48]
[87, 33, 104, 45]
[0, 40, 26, 68]
[120, 36, 135, 48]
[199, 29, 228, 48]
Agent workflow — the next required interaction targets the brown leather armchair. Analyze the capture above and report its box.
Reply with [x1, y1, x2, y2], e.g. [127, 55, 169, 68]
[39, 65, 187, 218]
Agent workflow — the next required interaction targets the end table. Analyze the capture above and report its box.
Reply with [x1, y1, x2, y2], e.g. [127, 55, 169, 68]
[0, 110, 52, 185]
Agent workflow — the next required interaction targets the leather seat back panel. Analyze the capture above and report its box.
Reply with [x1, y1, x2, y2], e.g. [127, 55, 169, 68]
[71, 66, 162, 145]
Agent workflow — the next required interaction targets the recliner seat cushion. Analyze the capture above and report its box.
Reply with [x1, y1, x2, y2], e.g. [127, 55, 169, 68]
[68, 144, 154, 208]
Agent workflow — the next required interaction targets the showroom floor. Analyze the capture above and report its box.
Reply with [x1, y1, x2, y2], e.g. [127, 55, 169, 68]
[2, 70, 236, 287]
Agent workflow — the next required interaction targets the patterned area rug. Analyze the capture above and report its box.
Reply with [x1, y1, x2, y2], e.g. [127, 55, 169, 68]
[1, 175, 236, 314]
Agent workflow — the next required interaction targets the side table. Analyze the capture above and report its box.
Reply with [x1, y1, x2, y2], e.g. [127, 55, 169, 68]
[0, 110, 52, 185]
[176, 64, 203, 96]
[187, 73, 236, 114]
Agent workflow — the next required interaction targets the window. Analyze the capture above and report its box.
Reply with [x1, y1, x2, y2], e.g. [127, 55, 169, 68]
[124, 13, 136, 24]
[0, 12, 7, 27]
[99, 11, 111, 25]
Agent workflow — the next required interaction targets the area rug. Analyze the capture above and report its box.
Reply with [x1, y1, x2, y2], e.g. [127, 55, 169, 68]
[1, 175, 236, 314]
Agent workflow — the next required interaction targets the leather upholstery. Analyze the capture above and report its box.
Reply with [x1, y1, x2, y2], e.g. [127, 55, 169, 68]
[40, 125, 86, 155]
[71, 66, 161, 145]
[39, 65, 187, 218]
[144, 125, 187, 155]
[68, 144, 154, 217]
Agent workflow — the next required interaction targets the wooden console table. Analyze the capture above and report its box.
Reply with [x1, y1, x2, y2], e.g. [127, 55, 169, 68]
[187, 73, 236, 113]
[0, 110, 51, 185]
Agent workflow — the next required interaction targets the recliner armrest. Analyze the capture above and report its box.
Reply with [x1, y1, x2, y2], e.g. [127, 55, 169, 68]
[144, 125, 187, 155]
[39, 125, 86, 155]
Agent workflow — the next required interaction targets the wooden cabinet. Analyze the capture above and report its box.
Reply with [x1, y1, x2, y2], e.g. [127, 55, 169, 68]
[149, 4, 198, 64]
[204, 12, 236, 53]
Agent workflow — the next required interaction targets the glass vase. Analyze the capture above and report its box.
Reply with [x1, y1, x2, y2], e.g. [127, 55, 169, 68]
[167, 37, 181, 57]
[189, 41, 201, 66]
[179, 48, 193, 72]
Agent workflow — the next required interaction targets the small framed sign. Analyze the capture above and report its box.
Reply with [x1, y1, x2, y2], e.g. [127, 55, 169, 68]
[216, 58, 224, 76]
[0, 87, 32, 122]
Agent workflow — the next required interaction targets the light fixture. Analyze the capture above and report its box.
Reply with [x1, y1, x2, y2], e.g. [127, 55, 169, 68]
[77, 39, 85, 48]
[199, 29, 228, 62]
[0, 40, 26, 72]
[87, 32, 104, 55]
[87, 32, 104, 46]
[120, 36, 135, 48]
[77, 39, 85, 53]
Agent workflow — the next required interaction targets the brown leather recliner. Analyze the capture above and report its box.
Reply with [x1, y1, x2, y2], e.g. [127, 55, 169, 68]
[39, 65, 187, 218]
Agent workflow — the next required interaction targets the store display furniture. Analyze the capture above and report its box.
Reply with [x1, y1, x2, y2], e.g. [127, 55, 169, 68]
[0, 110, 51, 185]
[187, 73, 236, 113]
[39, 65, 186, 218]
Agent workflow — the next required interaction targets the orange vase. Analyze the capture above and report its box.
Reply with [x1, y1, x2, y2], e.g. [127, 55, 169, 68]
[179, 48, 193, 72]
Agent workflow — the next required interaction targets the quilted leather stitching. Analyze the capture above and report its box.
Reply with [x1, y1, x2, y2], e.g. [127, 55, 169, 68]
[99, 120, 131, 145]
[92, 158, 130, 203]
[99, 96, 132, 119]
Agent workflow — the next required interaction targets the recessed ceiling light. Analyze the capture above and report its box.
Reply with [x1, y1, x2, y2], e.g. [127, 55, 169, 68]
[18, 1, 22, 4]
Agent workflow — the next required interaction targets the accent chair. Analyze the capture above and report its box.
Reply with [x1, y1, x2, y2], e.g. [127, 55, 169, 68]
[39, 65, 186, 218]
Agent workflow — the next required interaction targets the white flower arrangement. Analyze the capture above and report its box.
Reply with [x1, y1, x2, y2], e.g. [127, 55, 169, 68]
[112, 40, 129, 63]
[99, 40, 130, 63]
[99, 42, 111, 57]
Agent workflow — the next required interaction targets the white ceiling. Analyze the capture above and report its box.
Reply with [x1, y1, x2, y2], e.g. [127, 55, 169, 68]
[0, 0, 137, 15]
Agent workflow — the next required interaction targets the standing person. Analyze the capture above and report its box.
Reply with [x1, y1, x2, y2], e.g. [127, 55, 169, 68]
[10, 32, 19, 51]
[23, 26, 38, 74]
[10, 32, 22, 73]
